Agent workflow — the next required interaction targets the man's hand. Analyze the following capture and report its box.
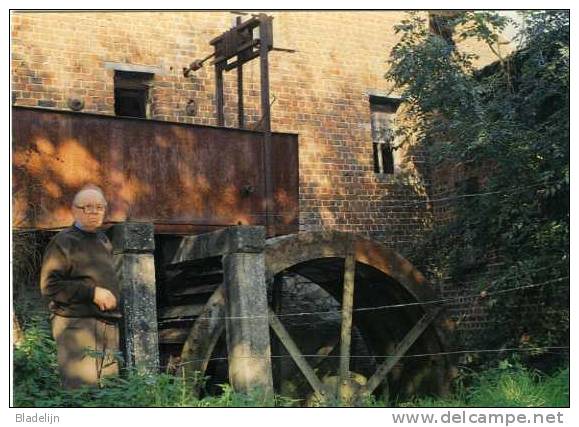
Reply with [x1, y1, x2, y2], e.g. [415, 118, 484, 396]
[93, 286, 117, 311]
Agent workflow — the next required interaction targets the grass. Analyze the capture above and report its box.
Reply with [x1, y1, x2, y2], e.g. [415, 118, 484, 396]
[12, 321, 297, 408]
[13, 321, 569, 407]
[398, 361, 569, 408]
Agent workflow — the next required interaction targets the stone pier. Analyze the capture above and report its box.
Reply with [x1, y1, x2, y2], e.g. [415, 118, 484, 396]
[111, 222, 159, 373]
[169, 225, 274, 399]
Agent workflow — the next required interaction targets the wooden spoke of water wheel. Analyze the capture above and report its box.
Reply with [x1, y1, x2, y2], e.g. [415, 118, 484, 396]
[268, 308, 328, 399]
[178, 284, 226, 389]
[360, 305, 443, 396]
[269, 308, 442, 403]
[339, 243, 356, 402]
[265, 236, 443, 403]
[177, 230, 452, 402]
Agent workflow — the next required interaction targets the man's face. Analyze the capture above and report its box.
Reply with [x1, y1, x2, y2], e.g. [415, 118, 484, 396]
[72, 190, 107, 232]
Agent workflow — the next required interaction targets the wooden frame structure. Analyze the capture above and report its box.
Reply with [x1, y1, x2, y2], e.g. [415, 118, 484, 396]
[156, 226, 452, 403]
[183, 13, 290, 235]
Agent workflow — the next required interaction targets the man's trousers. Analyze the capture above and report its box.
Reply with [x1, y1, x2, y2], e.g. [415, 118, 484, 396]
[51, 315, 120, 389]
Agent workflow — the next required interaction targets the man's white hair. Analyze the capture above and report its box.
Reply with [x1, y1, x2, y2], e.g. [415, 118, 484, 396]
[72, 184, 107, 207]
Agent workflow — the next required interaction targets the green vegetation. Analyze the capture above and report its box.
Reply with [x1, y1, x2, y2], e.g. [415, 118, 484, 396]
[399, 362, 569, 407]
[387, 11, 569, 369]
[13, 321, 297, 407]
[13, 321, 568, 407]
[12, 11, 569, 409]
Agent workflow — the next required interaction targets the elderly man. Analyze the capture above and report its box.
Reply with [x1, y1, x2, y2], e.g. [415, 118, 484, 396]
[40, 184, 121, 389]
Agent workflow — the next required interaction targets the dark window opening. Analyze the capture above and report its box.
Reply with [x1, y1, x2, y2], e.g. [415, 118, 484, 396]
[114, 71, 153, 118]
[370, 96, 400, 175]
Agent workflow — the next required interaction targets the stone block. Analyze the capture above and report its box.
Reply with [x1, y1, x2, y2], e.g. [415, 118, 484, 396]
[222, 251, 273, 399]
[115, 252, 159, 372]
[170, 226, 265, 265]
[111, 222, 159, 373]
[112, 222, 155, 254]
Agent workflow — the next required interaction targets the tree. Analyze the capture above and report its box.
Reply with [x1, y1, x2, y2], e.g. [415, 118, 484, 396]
[386, 11, 569, 370]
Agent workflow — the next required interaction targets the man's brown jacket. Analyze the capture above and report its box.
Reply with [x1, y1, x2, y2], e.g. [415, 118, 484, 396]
[40, 225, 121, 320]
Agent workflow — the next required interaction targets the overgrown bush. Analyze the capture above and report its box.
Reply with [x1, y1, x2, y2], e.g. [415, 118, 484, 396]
[13, 318, 62, 407]
[386, 11, 569, 369]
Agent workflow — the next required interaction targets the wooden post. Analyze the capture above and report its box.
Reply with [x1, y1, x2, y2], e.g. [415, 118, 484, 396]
[259, 14, 273, 235]
[221, 226, 274, 400]
[215, 64, 224, 126]
[111, 222, 159, 373]
[271, 274, 283, 389]
[339, 247, 356, 402]
[236, 16, 245, 129]
[237, 64, 244, 128]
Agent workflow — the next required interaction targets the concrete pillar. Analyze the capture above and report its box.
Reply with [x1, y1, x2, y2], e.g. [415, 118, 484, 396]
[111, 222, 159, 373]
[222, 226, 274, 400]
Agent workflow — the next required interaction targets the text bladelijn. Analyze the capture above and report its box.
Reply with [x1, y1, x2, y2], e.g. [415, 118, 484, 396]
[15, 413, 60, 424]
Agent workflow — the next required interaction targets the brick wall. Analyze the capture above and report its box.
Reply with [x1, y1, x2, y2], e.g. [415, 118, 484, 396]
[11, 11, 503, 253]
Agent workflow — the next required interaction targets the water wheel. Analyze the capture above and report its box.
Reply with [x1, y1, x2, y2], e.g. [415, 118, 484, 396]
[158, 230, 454, 405]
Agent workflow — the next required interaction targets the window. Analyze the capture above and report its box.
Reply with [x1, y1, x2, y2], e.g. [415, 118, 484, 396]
[114, 71, 153, 118]
[370, 95, 401, 175]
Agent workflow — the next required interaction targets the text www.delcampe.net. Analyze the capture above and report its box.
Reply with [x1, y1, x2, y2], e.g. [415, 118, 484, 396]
[392, 411, 565, 426]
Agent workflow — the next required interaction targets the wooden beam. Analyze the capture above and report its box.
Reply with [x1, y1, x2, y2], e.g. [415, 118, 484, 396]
[339, 247, 356, 401]
[268, 308, 327, 399]
[170, 283, 220, 297]
[168, 226, 265, 266]
[224, 51, 260, 71]
[158, 304, 205, 319]
[237, 63, 244, 128]
[159, 327, 190, 344]
[215, 64, 224, 126]
[235, 15, 245, 129]
[280, 338, 340, 397]
[179, 285, 227, 388]
[361, 306, 443, 395]
[271, 275, 284, 389]
[164, 272, 223, 292]
[259, 15, 273, 234]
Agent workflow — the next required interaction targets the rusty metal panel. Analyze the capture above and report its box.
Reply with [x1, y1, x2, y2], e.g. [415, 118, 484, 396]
[270, 132, 299, 235]
[12, 107, 298, 235]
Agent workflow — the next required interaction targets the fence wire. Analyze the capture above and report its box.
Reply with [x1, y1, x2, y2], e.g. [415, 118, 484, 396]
[143, 346, 570, 372]
[156, 275, 568, 326]
[149, 274, 570, 372]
